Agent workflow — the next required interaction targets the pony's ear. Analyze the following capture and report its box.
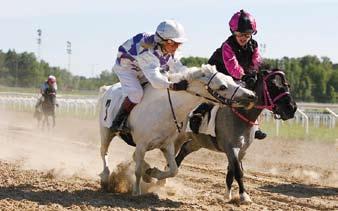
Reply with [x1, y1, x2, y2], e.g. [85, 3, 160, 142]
[273, 74, 284, 87]
[201, 64, 217, 74]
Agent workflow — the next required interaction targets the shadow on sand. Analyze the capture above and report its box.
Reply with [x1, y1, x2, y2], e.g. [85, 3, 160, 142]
[260, 183, 338, 198]
[0, 184, 183, 209]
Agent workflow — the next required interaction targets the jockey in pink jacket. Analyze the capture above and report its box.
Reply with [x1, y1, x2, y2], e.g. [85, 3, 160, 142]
[208, 9, 266, 140]
[209, 9, 261, 81]
[111, 20, 189, 133]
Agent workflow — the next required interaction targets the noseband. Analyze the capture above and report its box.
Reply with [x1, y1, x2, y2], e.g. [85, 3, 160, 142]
[206, 72, 240, 105]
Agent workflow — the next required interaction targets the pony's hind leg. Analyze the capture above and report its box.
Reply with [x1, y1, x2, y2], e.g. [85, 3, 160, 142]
[175, 139, 201, 167]
[146, 143, 178, 180]
[99, 127, 115, 191]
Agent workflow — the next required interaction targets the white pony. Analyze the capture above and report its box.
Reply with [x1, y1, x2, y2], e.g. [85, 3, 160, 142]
[98, 64, 256, 195]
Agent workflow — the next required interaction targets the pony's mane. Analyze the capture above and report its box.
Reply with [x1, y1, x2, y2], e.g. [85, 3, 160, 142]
[168, 64, 216, 82]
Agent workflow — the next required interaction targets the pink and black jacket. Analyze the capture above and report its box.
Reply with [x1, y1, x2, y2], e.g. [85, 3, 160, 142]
[208, 35, 261, 80]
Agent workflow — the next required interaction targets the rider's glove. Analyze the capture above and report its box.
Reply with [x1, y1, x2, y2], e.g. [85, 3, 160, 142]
[170, 80, 189, 91]
[242, 73, 256, 90]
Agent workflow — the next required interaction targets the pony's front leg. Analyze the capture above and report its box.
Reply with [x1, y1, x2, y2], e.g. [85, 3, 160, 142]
[52, 115, 55, 128]
[42, 115, 47, 130]
[226, 147, 252, 203]
[146, 143, 178, 180]
[225, 165, 234, 200]
[132, 146, 146, 195]
[46, 116, 50, 129]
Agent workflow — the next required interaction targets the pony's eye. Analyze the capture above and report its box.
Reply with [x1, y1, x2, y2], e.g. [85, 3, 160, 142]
[219, 85, 227, 91]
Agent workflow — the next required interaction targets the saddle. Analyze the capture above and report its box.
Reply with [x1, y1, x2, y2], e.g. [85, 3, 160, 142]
[186, 102, 219, 137]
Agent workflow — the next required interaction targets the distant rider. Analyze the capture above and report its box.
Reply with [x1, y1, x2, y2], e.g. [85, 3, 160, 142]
[35, 75, 58, 110]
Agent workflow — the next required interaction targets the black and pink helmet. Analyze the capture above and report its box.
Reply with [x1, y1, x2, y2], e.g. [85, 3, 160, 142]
[229, 9, 257, 34]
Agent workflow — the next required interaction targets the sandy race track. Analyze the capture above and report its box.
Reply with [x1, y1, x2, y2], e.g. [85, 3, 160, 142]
[0, 110, 337, 210]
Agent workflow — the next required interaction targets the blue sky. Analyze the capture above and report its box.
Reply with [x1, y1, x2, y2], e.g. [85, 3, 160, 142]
[1, 0, 337, 77]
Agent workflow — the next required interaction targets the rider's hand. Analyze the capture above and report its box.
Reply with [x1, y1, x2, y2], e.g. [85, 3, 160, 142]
[170, 80, 189, 91]
[242, 74, 256, 90]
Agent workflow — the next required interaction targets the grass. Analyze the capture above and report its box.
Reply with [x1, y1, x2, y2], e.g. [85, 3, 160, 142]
[261, 121, 338, 143]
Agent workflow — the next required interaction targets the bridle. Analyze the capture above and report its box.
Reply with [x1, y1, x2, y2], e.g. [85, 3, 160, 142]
[167, 71, 240, 132]
[232, 70, 291, 125]
[254, 70, 290, 111]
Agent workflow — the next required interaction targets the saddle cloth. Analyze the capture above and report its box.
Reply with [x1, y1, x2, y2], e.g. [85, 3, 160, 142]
[186, 104, 219, 137]
[99, 83, 125, 128]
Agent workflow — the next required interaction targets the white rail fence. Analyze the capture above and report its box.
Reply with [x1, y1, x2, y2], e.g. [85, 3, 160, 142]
[261, 107, 337, 135]
[0, 94, 97, 118]
[0, 93, 337, 128]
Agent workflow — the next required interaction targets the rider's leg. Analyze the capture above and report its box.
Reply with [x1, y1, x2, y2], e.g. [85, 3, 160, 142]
[110, 97, 137, 133]
[255, 129, 267, 139]
[110, 69, 143, 133]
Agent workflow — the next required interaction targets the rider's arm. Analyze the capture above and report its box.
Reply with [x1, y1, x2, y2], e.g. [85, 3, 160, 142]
[136, 51, 171, 89]
[221, 43, 245, 80]
[167, 58, 189, 73]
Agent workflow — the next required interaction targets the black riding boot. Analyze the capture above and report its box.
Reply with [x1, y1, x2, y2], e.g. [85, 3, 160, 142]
[255, 129, 267, 140]
[110, 97, 136, 133]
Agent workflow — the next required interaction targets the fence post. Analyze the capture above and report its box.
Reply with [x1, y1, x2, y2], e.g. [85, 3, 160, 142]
[325, 108, 337, 128]
[296, 109, 309, 134]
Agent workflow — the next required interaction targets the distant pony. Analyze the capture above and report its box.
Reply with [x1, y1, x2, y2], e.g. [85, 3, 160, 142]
[34, 87, 57, 129]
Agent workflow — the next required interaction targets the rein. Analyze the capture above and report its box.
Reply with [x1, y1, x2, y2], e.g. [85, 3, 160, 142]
[167, 88, 183, 133]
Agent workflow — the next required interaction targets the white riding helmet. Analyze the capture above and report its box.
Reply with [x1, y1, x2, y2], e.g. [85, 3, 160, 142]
[155, 20, 187, 43]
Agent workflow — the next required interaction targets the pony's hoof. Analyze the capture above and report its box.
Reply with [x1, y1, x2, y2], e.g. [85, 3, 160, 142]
[100, 180, 109, 192]
[132, 187, 141, 196]
[99, 168, 110, 191]
[142, 173, 153, 183]
[225, 188, 232, 200]
[240, 192, 252, 204]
